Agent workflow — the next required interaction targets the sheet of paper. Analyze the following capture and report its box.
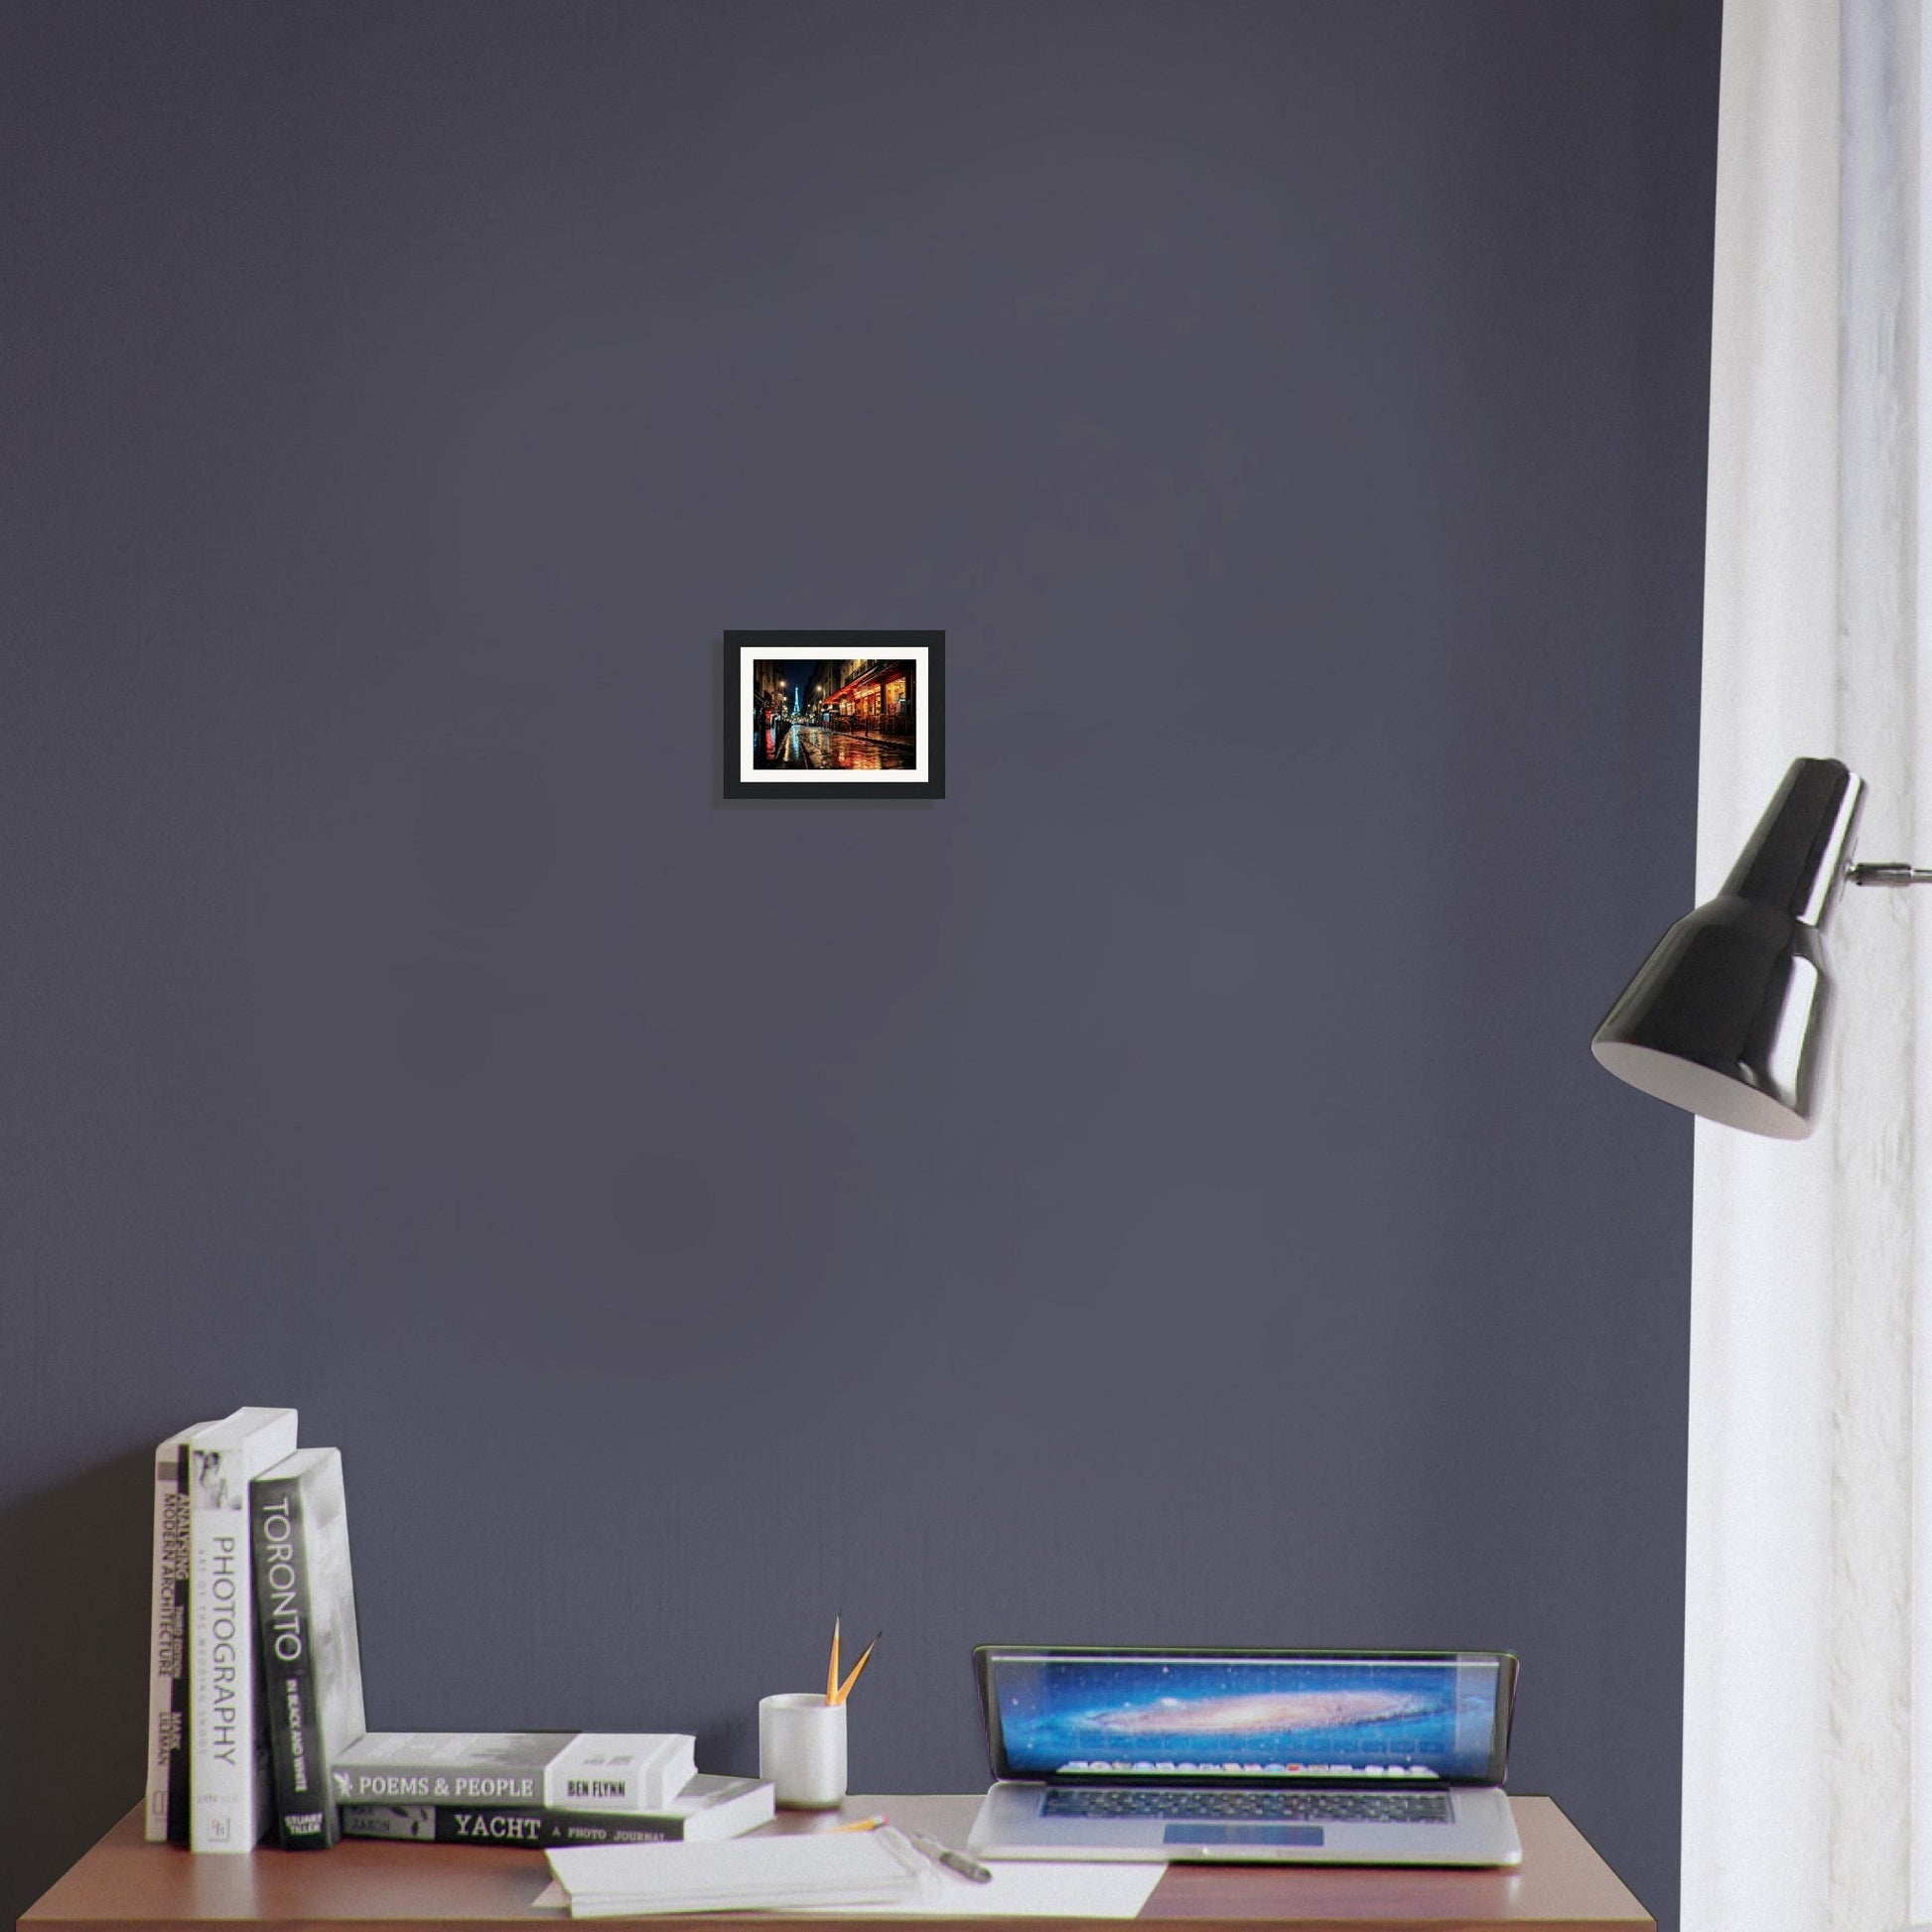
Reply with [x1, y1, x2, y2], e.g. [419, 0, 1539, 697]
[538, 1859, 1167, 1918]
[546, 1828, 928, 1916]
[821, 1861, 1167, 1918]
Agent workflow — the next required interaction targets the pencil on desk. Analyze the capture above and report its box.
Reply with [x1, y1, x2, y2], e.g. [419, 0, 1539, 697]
[827, 1615, 842, 1704]
[833, 1630, 879, 1704]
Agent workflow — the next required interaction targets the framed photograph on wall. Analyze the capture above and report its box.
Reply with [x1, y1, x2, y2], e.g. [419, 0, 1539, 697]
[723, 631, 945, 800]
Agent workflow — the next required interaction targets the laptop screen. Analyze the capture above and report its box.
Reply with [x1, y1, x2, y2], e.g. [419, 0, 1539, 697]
[976, 1648, 1516, 1786]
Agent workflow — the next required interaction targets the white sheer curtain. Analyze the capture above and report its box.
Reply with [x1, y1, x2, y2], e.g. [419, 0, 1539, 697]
[1686, 3, 1932, 1929]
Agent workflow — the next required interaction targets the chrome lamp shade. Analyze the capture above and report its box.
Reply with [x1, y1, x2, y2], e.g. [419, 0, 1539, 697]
[1590, 758, 1864, 1140]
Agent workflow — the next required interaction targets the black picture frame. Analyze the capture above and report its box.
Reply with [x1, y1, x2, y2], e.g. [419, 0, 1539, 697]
[722, 631, 946, 800]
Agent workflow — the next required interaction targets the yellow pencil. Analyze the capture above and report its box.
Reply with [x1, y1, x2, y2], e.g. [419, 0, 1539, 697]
[827, 1614, 842, 1704]
[833, 1631, 880, 1705]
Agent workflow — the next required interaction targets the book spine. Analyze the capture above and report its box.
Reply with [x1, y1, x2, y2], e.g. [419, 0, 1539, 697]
[541, 1739, 695, 1811]
[332, 1763, 548, 1806]
[190, 1466, 255, 1850]
[189, 1428, 298, 1851]
[143, 1442, 194, 1844]
[341, 1803, 694, 1848]
[185, 1408, 297, 1852]
[252, 1471, 335, 1848]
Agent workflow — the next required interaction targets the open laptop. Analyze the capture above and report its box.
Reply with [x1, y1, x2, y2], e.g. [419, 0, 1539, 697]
[967, 1645, 1521, 1867]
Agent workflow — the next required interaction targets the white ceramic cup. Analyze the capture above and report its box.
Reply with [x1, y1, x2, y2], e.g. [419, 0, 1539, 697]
[759, 1692, 848, 1809]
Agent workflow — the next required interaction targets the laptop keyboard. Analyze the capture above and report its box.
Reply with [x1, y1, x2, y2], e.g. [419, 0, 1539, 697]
[1042, 1786, 1453, 1826]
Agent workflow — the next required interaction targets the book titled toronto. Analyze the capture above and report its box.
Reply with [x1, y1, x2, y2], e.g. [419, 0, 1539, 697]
[253, 1448, 367, 1848]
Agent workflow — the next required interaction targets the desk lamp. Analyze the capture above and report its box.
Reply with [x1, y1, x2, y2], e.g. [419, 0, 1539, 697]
[1591, 755, 1932, 1138]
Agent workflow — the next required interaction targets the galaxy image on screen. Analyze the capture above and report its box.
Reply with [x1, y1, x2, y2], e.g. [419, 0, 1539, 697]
[993, 1656, 1501, 1781]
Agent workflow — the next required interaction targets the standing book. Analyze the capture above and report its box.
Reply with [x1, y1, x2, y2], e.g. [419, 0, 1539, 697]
[252, 1448, 367, 1848]
[189, 1406, 298, 1853]
[143, 1420, 215, 1843]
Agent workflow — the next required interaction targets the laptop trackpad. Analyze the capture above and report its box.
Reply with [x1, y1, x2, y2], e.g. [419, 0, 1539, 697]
[1164, 1825, 1323, 1848]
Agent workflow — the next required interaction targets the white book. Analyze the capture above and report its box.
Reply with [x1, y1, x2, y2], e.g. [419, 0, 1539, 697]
[143, 1420, 215, 1842]
[189, 1406, 298, 1853]
[332, 1731, 698, 1812]
[551, 1734, 698, 1813]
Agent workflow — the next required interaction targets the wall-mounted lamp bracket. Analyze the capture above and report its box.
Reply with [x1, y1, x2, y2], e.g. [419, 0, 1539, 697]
[1849, 863, 1932, 887]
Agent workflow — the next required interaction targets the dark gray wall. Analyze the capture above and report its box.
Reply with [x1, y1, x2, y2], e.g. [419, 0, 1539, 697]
[0, 3, 1718, 1924]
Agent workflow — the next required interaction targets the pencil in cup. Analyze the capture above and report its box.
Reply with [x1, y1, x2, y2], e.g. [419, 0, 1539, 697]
[831, 1630, 877, 1705]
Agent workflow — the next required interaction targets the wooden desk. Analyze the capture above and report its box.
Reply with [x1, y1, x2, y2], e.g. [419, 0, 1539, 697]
[19, 1794, 1652, 1932]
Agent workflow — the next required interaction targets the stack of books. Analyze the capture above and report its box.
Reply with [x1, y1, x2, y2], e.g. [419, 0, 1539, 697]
[144, 1407, 772, 1855]
[334, 1738, 772, 1847]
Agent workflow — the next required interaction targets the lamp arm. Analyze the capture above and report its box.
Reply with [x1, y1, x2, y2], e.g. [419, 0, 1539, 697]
[1848, 862, 1932, 886]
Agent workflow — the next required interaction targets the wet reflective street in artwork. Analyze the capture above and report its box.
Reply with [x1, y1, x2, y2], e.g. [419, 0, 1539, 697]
[759, 721, 914, 771]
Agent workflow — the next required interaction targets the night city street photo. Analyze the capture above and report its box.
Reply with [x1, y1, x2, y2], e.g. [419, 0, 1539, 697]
[724, 632, 945, 799]
[753, 657, 915, 771]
